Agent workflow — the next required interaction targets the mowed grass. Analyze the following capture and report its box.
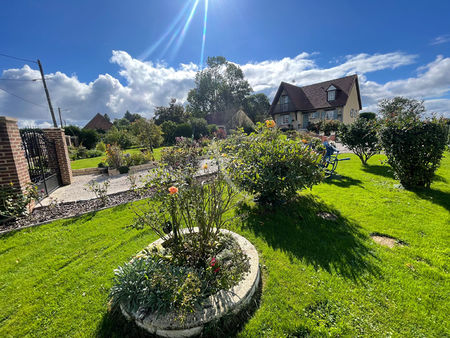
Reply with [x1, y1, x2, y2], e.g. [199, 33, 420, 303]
[70, 147, 164, 170]
[1, 153, 449, 336]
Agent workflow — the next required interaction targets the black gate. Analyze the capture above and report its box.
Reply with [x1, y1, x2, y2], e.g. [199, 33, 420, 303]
[20, 129, 62, 199]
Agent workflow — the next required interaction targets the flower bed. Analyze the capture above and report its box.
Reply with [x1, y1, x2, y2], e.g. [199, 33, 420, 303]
[118, 228, 260, 337]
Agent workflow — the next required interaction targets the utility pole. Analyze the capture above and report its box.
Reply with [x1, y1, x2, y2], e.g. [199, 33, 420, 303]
[37, 59, 57, 127]
[58, 107, 63, 128]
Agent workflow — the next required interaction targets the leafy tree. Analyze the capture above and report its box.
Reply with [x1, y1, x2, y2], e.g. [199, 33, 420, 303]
[124, 111, 142, 123]
[161, 121, 178, 145]
[154, 98, 189, 125]
[64, 125, 81, 137]
[104, 126, 135, 149]
[130, 118, 163, 151]
[339, 118, 380, 165]
[79, 129, 100, 149]
[174, 123, 192, 139]
[189, 118, 209, 139]
[378, 97, 425, 121]
[359, 112, 376, 120]
[380, 116, 448, 188]
[113, 118, 130, 130]
[242, 93, 270, 122]
[186, 56, 252, 119]
[103, 114, 111, 122]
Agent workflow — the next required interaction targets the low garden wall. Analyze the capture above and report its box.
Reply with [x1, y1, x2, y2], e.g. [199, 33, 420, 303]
[72, 167, 108, 176]
[121, 229, 260, 337]
[108, 162, 158, 176]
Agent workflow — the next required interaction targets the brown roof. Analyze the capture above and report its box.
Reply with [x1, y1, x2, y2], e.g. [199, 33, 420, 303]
[269, 74, 362, 115]
[84, 113, 113, 131]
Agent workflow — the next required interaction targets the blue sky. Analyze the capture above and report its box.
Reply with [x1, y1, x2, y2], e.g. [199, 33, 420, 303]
[1, 0, 449, 126]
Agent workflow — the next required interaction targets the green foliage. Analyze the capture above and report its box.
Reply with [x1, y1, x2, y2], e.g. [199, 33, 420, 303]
[85, 179, 110, 206]
[130, 118, 163, 150]
[307, 120, 342, 135]
[378, 97, 425, 121]
[154, 98, 189, 125]
[68, 145, 87, 161]
[113, 118, 130, 130]
[0, 184, 38, 220]
[160, 137, 202, 170]
[124, 111, 142, 123]
[79, 129, 100, 149]
[359, 112, 377, 120]
[104, 126, 136, 149]
[222, 123, 324, 205]
[380, 117, 448, 188]
[110, 232, 249, 318]
[242, 93, 271, 122]
[161, 120, 177, 145]
[95, 141, 106, 152]
[189, 117, 209, 139]
[105, 144, 123, 169]
[123, 151, 152, 167]
[174, 122, 192, 139]
[64, 125, 81, 137]
[339, 118, 380, 165]
[186, 56, 252, 118]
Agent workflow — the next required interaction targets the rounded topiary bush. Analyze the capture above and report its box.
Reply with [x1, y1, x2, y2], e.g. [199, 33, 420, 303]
[221, 122, 323, 205]
[380, 118, 448, 188]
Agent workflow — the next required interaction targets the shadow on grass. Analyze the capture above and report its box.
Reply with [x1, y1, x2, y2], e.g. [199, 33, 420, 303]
[323, 174, 364, 188]
[361, 164, 394, 179]
[239, 196, 380, 283]
[412, 187, 450, 212]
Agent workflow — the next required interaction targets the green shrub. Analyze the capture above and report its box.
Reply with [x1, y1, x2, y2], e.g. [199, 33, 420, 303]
[380, 118, 448, 188]
[104, 127, 135, 149]
[174, 123, 193, 138]
[86, 149, 103, 158]
[95, 141, 106, 152]
[359, 112, 377, 120]
[79, 129, 100, 149]
[123, 152, 151, 167]
[161, 120, 177, 145]
[160, 137, 202, 170]
[339, 118, 380, 165]
[105, 144, 123, 169]
[222, 123, 323, 205]
[68, 145, 87, 160]
[118, 166, 129, 174]
[0, 184, 38, 220]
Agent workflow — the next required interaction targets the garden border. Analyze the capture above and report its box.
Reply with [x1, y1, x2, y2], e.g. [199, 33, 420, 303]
[120, 229, 261, 337]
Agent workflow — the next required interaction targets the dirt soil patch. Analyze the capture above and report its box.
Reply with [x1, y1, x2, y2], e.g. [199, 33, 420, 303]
[371, 233, 406, 248]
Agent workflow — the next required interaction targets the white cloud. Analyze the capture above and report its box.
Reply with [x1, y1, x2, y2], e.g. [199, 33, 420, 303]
[430, 34, 450, 45]
[0, 50, 449, 125]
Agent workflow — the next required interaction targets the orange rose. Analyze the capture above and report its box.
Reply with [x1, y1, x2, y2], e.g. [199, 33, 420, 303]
[168, 186, 178, 195]
[301, 139, 308, 144]
[265, 120, 276, 128]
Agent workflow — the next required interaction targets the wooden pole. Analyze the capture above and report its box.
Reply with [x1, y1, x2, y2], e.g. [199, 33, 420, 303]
[37, 59, 57, 127]
[58, 107, 63, 128]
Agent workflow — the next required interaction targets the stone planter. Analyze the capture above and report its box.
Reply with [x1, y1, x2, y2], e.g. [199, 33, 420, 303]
[120, 229, 260, 337]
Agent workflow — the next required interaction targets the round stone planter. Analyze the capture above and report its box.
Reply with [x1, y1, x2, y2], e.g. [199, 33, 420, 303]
[120, 229, 260, 337]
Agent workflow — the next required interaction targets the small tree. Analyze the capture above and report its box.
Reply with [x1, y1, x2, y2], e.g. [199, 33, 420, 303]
[359, 112, 377, 120]
[131, 118, 163, 151]
[380, 118, 448, 188]
[339, 118, 380, 165]
[378, 97, 425, 121]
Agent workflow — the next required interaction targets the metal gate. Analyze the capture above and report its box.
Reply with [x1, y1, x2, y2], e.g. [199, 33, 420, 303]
[20, 129, 62, 199]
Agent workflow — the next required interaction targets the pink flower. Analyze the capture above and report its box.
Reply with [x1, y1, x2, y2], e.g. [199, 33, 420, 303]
[214, 267, 220, 273]
[210, 257, 216, 267]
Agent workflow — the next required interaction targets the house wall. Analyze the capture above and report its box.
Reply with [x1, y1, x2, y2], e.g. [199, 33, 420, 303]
[342, 83, 360, 124]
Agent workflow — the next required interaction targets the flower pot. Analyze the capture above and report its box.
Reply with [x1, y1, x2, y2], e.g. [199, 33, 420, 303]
[120, 228, 260, 337]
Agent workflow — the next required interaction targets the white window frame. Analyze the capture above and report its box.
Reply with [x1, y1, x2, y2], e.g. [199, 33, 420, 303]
[310, 111, 318, 119]
[326, 110, 335, 120]
[282, 114, 290, 124]
[327, 90, 335, 101]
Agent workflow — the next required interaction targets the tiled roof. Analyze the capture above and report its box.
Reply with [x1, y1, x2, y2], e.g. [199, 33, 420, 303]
[269, 74, 361, 114]
[84, 113, 113, 131]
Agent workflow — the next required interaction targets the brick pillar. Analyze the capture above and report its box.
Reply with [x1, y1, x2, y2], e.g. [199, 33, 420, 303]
[0, 116, 31, 190]
[43, 128, 72, 185]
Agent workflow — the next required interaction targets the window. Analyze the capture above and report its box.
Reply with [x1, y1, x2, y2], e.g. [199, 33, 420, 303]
[282, 114, 290, 124]
[326, 110, 336, 120]
[350, 109, 358, 118]
[280, 95, 289, 112]
[326, 84, 336, 101]
[310, 111, 318, 119]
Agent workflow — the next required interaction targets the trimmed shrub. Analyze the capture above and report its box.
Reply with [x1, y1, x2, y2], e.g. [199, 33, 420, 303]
[222, 123, 323, 205]
[359, 112, 377, 120]
[339, 118, 380, 165]
[79, 129, 100, 149]
[380, 118, 448, 188]
[96, 141, 106, 152]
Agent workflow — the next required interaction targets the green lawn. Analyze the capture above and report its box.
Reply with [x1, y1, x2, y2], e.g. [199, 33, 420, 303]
[70, 147, 164, 170]
[1, 154, 449, 336]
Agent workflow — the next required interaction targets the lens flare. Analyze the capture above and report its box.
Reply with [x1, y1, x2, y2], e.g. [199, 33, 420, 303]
[138, 0, 194, 61]
[200, 0, 209, 69]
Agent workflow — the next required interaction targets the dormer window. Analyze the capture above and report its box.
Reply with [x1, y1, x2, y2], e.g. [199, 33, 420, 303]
[327, 85, 337, 101]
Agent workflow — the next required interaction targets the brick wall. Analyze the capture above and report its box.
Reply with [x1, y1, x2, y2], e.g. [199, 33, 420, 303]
[0, 116, 31, 190]
[43, 128, 72, 185]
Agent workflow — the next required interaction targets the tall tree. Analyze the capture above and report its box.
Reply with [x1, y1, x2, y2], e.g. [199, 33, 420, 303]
[378, 97, 425, 121]
[186, 56, 252, 119]
[130, 118, 163, 151]
[124, 111, 142, 123]
[154, 98, 188, 125]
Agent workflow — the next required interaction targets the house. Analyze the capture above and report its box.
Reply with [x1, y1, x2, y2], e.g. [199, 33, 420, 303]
[269, 74, 362, 130]
[84, 113, 113, 132]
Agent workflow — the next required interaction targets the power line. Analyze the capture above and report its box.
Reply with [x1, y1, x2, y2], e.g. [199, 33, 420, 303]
[0, 53, 37, 64]
[0, 77, 54, 82]
[0, 86, 48, 109]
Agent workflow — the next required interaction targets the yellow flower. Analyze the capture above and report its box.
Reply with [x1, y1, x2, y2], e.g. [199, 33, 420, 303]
[168, 186, 178, 195]
[265, 119, 276, 128]
[202, 163, 208, 170]
[221, 153, 227, 157]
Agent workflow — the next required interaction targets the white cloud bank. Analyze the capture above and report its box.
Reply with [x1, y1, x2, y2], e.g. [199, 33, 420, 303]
[1, 50, 449, 127]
